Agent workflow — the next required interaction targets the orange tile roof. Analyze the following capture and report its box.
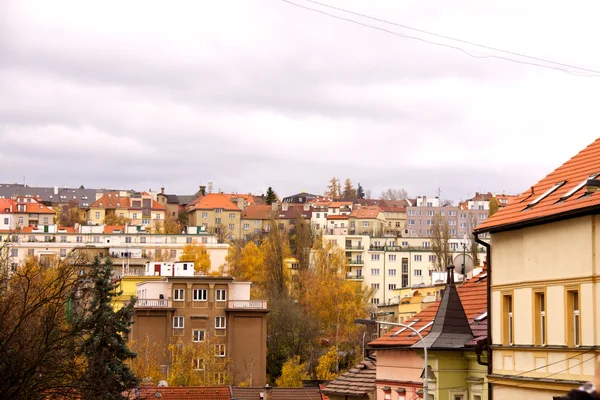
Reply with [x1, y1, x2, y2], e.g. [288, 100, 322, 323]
[327, 215, 349, 220]
[241, 204, 273, 220]
[193, 193, 241, 211]
[0, 198, 14, 212]
[329, 201, 353, 208]
[477, 138, 600, 232]
[104, 225, 126, 234]
[25, 202, 54, 214]
[350, 206, 383, 219]
[90, 192, 130, 209]
[226, 193, 255, 204]
[135, 386, 230, 400]
[370, 273, 487, 347]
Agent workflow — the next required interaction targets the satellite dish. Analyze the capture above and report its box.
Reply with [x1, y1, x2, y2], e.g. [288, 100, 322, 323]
[157, 380, 168, 387]
[453, 254, 474, 277]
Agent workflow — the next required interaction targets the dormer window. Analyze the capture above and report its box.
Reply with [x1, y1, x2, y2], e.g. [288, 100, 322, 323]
[524, 181, 566, 210]
[557, 173, 600, 203]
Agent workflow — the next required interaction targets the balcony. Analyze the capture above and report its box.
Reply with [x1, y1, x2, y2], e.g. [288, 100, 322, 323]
[135, 299, 172, 308]
[348, 259, 364, 265]
[345, 245, 364, 251]
[226, 300, 268, 310]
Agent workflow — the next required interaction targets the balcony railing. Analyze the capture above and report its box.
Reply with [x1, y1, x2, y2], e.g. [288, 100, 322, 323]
[348, 260, 364, 265]
[227, 300, 267, 310]
[135, 299, 172, 308]
[345, 245, 364, 250]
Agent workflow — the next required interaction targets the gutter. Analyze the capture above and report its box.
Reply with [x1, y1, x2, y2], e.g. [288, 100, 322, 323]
[473, 231, 492, 400]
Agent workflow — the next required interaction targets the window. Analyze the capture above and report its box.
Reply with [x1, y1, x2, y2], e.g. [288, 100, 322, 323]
[414, 255, 422, 262]
[228, 224, 234, 230]
[414, 269, 422, 276]
[402, 241, 408, 246]
[243, 224, 250, 230]
[356, 269, 362, 277]
[173, 289, 185, 301]
[389, 284, 396, 290]
[60, 249, 67, 257]
[460, 222, 467, 228]
[316, 213, 320, 218]
[428, 255, 436, 262]
[559, 173, 600, 202]
[389, 269, 397, 276]
[10, 249, 17, 257]
[142, 219, 150, 225]
[526, 181, 566, 209]
[371, 283, 380, 290]
[193, 329, 206, 342]
[426, 211, 435, 216]
[93, 236, 100, 243]
[193, 289, 207, 301]
[139, 236, 146, 244]
[395, 222, 401, 228]
[423, 242, 431, 248]
[3, 217, 8, 225]
[478, 213, 487, 219]
[216, 289, 227, 301]
[215, 344, 226, 357]
[171, 237, 177, 243]
[193, 358, 204, 370]
[173, 316, 184, 329]
[132, 213, 137, 219]
[214, 373, 225, 385]
[534, 291, 546, 346]
[371, 268, 380, 276]
[389, 254, 396, 261]
[215, 316, 226, 329]
[170, 249, 177, 259]
[186, 237, 192, 243]
[202, 212, 208, 219]
[27, 249, 34, 256]
[460, 213, 467, 219]
[60, 236, 67, 243]
[229, 213, 235, 220]
[409, 220, 415, 225]
[215, 208, 222, 214]
[371, 298, 380, 305]
[448, 220, 456, 226]
[215, 218, 221, 224]
[371, 254, 380, 261]
[362, 221, 369, 227]
[567, 290, 581, 347]
[503, 294, 514, 345]
[408, 210, 415, 216]
[125, 237, 132, 243]
[155, 214, 161, 219]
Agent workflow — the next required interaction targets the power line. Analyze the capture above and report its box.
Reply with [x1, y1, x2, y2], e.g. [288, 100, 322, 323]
[303, 0, 600, 74]
[279, 0, 600, 77]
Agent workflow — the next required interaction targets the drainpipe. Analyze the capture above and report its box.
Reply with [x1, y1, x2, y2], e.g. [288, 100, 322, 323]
[473, 231, 492, 400]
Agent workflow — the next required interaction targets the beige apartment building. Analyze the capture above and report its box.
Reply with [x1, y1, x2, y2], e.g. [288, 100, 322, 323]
[187, 193, 242, 241]
[240, 204, 273, 239]
[86, 191, 166, 228]
[475, 137, 600, 399]
[131, 274, 268, 386]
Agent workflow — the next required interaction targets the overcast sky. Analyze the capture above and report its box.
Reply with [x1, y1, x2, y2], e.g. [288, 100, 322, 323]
[1, 0, 599, 201]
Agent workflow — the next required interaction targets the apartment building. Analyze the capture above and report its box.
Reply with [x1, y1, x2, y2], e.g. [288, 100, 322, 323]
[0, 225, 229, 272]
[325, 234, 487, 307]
[187, 193, 242, 240]
[156, 187, 181, 220]
[474, 138, 600, 400]
[86, 191, 166, 227]
[348, 206, 386, 236]
[130, 267, 268, 386]
[240, 204, 273, 239]
[0, 183, 99, 208]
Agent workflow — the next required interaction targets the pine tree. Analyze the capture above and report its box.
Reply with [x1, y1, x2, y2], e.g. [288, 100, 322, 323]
[266, 186, 277, 205]
[356, 183, 365, 199]
[79, 257, 139, 398]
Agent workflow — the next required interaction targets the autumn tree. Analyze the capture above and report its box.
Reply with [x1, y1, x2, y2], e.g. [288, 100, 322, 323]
[158, 214, 181, 234]
[429, 213, 451, 271]
[289, 213, 313, 271]
[209, 223, 231, 244]
[341, 179, 356, 201]
[380, 188, 409, 201]
[467, 213, 480, 267]
[325, 177, 341, 200]
[356, 183, 365, 200]
[275, 356, 310, 387]
[489, 197, 500, 217]
[180, 242, 212, 274]
[226, 241, 264, 290]
[168, 336, 232, 386]
[128, 335, 164, 384]
[266, 187, 277, 205]
[316, 346, 339, 380]
[260, 219, 292, 297]
[104, 212, 131, 226]
[56, 200, 84, 227]
[178, 208, 189, 227]
[154, 249, 174, 262]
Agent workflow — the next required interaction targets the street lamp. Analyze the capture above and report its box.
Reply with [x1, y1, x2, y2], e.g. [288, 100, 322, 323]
[355, 318, 429, 400]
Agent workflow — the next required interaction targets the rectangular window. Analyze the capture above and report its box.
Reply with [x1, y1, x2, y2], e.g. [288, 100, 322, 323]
[132, 213, 138, 219]
[193, 329, 206, 342]
[193, 358, 204, 371]
[229, 213, 235, 220]
[428, 255, 436, 262]
[125, 237, 132, 243]
[216, 289, 227, 301]
[402, 258, 408, 273]
[140, 237, 146, 243]
[173, 289, 185, 301]
[173, 316, 184, 329]
[243, 224, 250, 230]
[389, 269, 397, 276]
[186, 237, 192, 243]
[414, 269, 422, 276]
[3, 217, 8, 225]
[95, 212, 100, 219]
[371, 268, 380, 276]
[362, 221, 369, 227]
[228, 224, 234, 230]
[215, 208, 222, 214]
[202, 212, 208, 219]
[389, 284, 396, 290]
[423, 242, 431, 248]
[60, 249, 67, 257]
[60, 236, 67, 243]
[193, 289, 207, 301]
[214, 373, 225, 384]
[215, 344, 226, 357]
[170, 249, 177, 259]
[215, 316, 226, 329]
[414, 255, 422, 262]
[170, 237, 177, 243]
[10, 249, 18, 257]
[534, 291, 546, 346]
[27, 249, 34, 256]
[371, 298, 380, 305]
[216, 218, 221, 224]
[503, 294, 514, 346]
[371, 254, 380, 261]
[567, 290, 580, 347]
[371, 283, 380, 290]
[389, 254, 396, 261]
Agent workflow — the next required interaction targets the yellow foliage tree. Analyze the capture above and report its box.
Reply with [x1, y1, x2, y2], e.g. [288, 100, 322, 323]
[316, 346, 339, 380]
[128, 334, 164, 384]
[180, 242, 211, 275]
[227, 242, 264, 288]
[168, 336, 232, 386]
[260, 221, 292, 297]
[275, 356, 310, 387]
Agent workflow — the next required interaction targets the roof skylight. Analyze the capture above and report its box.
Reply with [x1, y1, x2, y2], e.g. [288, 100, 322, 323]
[474, 311, 487, 322]
[557, 173, 600, 202]
[524, 181, 566, 210]
[391, 319, 419, 337]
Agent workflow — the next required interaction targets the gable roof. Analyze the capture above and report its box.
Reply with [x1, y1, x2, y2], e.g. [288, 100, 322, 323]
[0, 198, 13, 213]
[22, 201, 54, 214]
[90, 192, 131, 209]
[370, 272, 487, 348]
[279, 204, 312, 219]
[241, 204, 273, 220]
[476, 138, 600, 232]
[321, 357, 376, 398]
[135, 386, 231, 400]
[350, 206, 383, 219]
[193, 193, 241, 211]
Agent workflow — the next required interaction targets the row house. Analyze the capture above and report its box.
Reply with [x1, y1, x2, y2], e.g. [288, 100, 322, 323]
[0, 225, 228, 272]
[474, 137, 600, 399]
[129, 268, 268, 386]
[325, 234, 488, 307]
[86, 191, 166, 228]
[0, 196, 55, 229]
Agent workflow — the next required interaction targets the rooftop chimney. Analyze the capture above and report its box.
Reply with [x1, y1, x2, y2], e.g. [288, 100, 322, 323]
[161, 187, 165, 194]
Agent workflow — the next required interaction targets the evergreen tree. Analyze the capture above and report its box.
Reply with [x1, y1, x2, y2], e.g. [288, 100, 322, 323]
[356, 183, 365, 199]
[79, 257, 139, 398]
[342, 179, 356, 201]
[488, 197, 500, 217]
[266, 186, 277, 205]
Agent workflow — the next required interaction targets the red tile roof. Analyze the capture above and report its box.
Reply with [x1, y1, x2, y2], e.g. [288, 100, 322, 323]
[231, 387, 323, 399]
[25, 202, 55, 214]
[370, 273, 487, 347]
[193, 193, 241, 211]
[350, 206, 383, 219]
[90, 192, 130, 209]
[329, 202, 353, 208]
[135, 386, 230, 400]
[327, 215, 349, 220]
[477, 138, 600, 232]
[241, 204, 273, 220]
[104, 225, 125, 234]
[0, 198, 14, 213]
